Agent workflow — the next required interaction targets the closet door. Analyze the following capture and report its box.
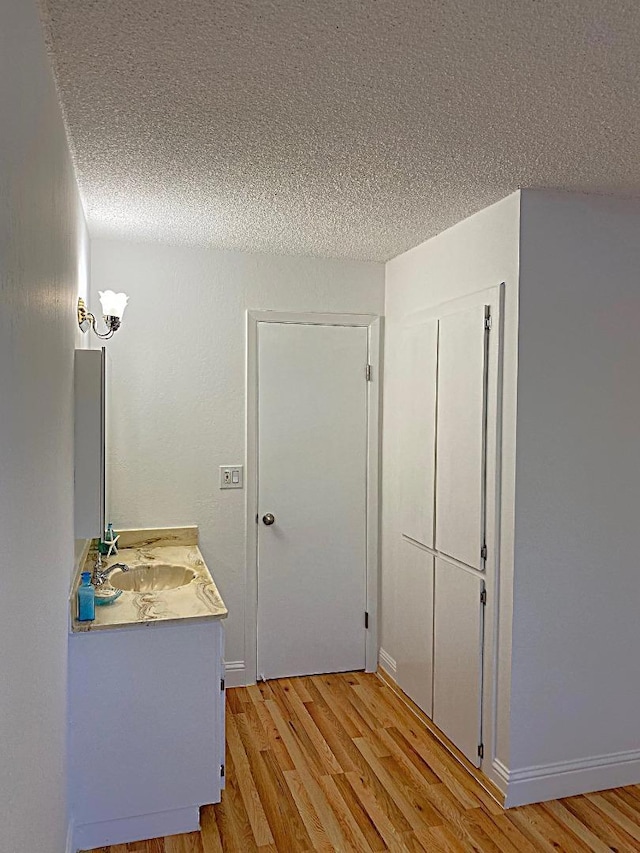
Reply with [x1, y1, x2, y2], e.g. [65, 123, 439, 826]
[399, 319, 438, 547]
[395, 539, 434, 716]
[433, 558, 484, 766]
[435, 304, 489, 570]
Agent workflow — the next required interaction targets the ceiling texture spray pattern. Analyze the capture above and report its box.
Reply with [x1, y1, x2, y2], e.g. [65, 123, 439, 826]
[42, 0, 640, 261]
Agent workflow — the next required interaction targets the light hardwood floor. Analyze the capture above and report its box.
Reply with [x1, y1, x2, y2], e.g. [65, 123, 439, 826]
[87, 672, 640, 852]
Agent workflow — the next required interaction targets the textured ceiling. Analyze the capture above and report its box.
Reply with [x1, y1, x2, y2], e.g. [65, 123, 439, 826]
[42, 0, 640, 261]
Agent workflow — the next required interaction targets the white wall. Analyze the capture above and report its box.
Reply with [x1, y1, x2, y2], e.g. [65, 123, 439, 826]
[90, 239, 384, 676]
[509, 192, 640, 786]
[0, 2, 89, 850]
[382, 192, 520, 780]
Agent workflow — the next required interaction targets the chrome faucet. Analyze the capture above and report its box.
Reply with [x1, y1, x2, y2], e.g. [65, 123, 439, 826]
[92, 552, 130, 587]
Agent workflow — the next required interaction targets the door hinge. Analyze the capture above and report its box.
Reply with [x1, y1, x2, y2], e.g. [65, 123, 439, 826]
[480, 589, 487, 606]
[221, 677, 225, 692]
[365, 611, 369, 629]
[484, 314, 492, 331]
[478, 743, 484, 759]
[365, 364, 372, 381]
[220, 763, 225, 778]
[480, 542, 488, 561]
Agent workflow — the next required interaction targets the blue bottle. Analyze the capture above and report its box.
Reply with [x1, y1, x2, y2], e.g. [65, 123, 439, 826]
[77, 572, 95, 621]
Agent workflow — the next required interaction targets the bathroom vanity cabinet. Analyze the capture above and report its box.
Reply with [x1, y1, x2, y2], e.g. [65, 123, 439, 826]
[69, 617, 225, 850]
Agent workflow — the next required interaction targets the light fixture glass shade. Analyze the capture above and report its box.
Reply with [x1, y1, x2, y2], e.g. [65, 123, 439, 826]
[99, 290, 129, 319]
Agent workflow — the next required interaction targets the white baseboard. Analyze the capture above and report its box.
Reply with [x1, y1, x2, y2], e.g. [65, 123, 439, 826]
[497, 748, 640, 808]
[74, 806, 200, 850]
[378, 647, 396, 678]
[224, 660, 248, 687]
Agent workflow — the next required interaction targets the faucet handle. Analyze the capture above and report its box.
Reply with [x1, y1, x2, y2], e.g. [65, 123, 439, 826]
[92, 552, 105, 585]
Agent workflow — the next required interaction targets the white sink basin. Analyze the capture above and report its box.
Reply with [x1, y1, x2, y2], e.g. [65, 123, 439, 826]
[109, 564, 196, 592]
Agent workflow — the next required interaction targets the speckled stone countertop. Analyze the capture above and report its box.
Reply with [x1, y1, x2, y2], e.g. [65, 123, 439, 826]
[71, 526, 227, 633]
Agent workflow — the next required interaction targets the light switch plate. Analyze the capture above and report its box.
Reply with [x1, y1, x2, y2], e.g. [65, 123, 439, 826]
[220, 465, 243, 489]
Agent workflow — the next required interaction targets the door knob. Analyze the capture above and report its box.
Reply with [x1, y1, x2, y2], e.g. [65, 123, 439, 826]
[262, 513, 275, 526]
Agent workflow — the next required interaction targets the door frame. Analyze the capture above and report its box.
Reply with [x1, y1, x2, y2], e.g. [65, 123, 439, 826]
[245, 310, 382, 684]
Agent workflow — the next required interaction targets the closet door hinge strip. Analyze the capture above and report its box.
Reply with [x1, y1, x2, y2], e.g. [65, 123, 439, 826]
[365, 364, 372, 381]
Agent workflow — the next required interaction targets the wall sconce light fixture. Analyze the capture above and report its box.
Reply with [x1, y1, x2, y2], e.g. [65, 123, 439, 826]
[77, 291, 129, 339]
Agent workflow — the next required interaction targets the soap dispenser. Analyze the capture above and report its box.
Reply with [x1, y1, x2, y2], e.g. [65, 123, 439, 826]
[77, 572, 95, 622]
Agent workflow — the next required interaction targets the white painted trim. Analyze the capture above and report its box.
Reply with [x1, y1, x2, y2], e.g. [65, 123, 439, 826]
[496, 751, 640, 808]
[224, 660, 247, 688]
[378, 647, 397, 677]
[491, 758, 510, 793]
[65, 819, 75, 853]
[74, 806, 200, 850]
[245, 310, 382, 683]
[365, 317, 382, 673]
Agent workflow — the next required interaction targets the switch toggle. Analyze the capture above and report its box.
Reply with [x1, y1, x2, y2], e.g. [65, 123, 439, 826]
[220, 465, 243, 489]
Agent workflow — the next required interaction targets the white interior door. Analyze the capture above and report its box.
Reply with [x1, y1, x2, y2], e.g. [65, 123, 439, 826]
[399, 320, 438, 547]
[257, 322, 368, 680]
[433, 558, 484, 766]
[435, 304, 489, 570]
[395, 539, 434, 716]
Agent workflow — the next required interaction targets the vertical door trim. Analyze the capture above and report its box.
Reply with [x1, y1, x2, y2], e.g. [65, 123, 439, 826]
[246, 310, 382, 684]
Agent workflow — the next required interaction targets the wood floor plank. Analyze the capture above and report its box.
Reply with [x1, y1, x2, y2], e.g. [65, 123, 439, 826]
[263, 700, 352, 850]
[529, 801, 602, 852]
[345, 768, 415, 851]
[504, 807, 564, 852]
[88, 671, 640, 853]
[289, 675, 314, 704]
[421, 822, 472, 852]
[562, 794, 640, 852]
[466, 808, 526, 853]
[238, 708, 313, 851]
[260, 747, 315, 851]
[217, 749, 261, 851]
[353, 737, 442, 835]
[249, 692, 296, 772]
[225, 712, 275, 847]
[308, 674, 369, 740]
[269, 680, 342, 777]
[541, 799, 613, 852]
[282, 768, 337, 852]
[318, 771, 385, 852]
[164, 833, 204, 853]
[199, 805, 224, 853]
[381, 725, 441, 786]
[470, 810, 541, 853]
[599, 787, 640, 828]
[584, 791, 640, 844]
[378, 752, 447, 827]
